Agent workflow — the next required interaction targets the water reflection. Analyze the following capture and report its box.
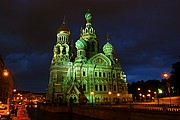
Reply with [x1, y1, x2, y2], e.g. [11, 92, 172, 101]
[27, 108, 102, 120]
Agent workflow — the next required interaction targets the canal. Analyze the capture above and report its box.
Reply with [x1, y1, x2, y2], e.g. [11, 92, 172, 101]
[27, 108, 102, 120]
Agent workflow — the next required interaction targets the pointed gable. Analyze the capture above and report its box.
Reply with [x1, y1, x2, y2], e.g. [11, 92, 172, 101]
[88, 53, 112, 66]
[67, 85, 81, 94]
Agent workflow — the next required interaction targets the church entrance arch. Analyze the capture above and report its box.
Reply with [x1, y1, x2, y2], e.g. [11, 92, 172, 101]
[68, 93, 78, 103]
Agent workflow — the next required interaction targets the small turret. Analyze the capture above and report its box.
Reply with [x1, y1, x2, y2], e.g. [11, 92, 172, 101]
[103, 34, 114, 60]
[75, 38, 87, 63]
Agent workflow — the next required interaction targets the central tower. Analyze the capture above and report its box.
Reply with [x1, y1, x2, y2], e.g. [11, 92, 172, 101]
[81, 12, 99, 59]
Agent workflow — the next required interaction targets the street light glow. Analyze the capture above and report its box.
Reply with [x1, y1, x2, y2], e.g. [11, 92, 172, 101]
[158, 89, 163, 94]
[3, 70, 9, 76]
[13, 89, 17, 92]
[108, 91, 112, 95]
[163, 73, 168, 79]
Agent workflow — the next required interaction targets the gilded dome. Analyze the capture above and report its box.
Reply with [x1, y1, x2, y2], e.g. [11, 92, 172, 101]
[57, 24, 70, 35]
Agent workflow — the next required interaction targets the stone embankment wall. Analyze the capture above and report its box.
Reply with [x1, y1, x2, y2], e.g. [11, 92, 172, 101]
[73, 106, 180, 120]
[39, 104, 180, 120]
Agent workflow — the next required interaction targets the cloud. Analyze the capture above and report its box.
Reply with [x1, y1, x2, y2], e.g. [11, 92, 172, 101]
[4, 52, 52, 92]
[0, 0, 180, 92]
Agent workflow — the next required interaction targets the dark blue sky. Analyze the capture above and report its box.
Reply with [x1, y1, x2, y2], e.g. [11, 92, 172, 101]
[0, 0, 180, 93]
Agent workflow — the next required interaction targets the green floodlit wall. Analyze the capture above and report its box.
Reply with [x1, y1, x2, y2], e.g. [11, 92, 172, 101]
[46, 12, 132, 104]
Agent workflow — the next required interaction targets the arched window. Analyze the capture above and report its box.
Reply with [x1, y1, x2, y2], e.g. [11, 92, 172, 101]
[62, 46, 66, 54]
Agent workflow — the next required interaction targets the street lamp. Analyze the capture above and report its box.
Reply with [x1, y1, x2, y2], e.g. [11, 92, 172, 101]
[147, 89, 151, 101]
[91, 92, 94, 106]
[142, 95, 145, 102]
[13, 89, 17, 101]
[108, 91, 112, 107]
[163, 73, 168, 78]
[139, 93, 142, 102]
[147, 94, 151, 101]
[153, 92, 157, 102]
[163, 73, 171, 105]
[3, 70, 9, 77]
[13, 89, 17, 93]
[137, 88, 141, 102]
[117, 93, 120, 104]
[157, 88, 162, 105]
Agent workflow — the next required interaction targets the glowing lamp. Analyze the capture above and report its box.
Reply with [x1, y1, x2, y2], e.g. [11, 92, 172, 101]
[3, 70, 8, 76]
[163, 73, 168, 79]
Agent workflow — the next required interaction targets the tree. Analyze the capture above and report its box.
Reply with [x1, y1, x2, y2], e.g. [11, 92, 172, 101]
[128, 79, 163, 101]
[170, 61, 180, 96]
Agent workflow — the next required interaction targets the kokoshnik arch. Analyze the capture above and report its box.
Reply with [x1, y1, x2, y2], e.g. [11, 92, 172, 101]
[46, 12, 132, 104]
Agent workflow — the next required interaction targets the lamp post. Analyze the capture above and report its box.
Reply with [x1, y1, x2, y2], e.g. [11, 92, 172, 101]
[13, 89, 17, 101]
[117, 93, 120, 104]
[163, 73, 171, 105]
[91, 92, 94, 106]
[137, 88, 141, 102]
[108, 91, 112, 107]
[147, 94, 151, 101]
[3, 70, 9, 76]
[158, 88, 162, 105]
[154, 91, 157, 102]
[3, 70, 10, 103]
[142, 95, 145, 102]
[148, 89, 151, 101]
[139, 93, 142, 102]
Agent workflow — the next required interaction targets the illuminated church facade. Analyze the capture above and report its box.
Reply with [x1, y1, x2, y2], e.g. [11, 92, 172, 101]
[46, 12, 132, 104]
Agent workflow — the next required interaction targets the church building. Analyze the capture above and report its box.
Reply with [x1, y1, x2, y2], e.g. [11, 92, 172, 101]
[46, 12, 132, 104]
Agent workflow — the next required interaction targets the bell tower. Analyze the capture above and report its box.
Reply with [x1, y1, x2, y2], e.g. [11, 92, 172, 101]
[46, 19, 72, 103]
[52, 18, 71, 63]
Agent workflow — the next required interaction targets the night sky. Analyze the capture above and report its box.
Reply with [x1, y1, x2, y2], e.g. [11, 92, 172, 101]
[0, 0, 180, 93]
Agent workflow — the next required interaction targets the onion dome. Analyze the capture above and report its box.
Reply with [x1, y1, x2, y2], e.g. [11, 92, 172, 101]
[85, 12, 92, 23]
[57, 17, 70, 35]
[103, 42, 113, 55]
[57, 24, 70, 35]
[75, 38, 87, 50]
